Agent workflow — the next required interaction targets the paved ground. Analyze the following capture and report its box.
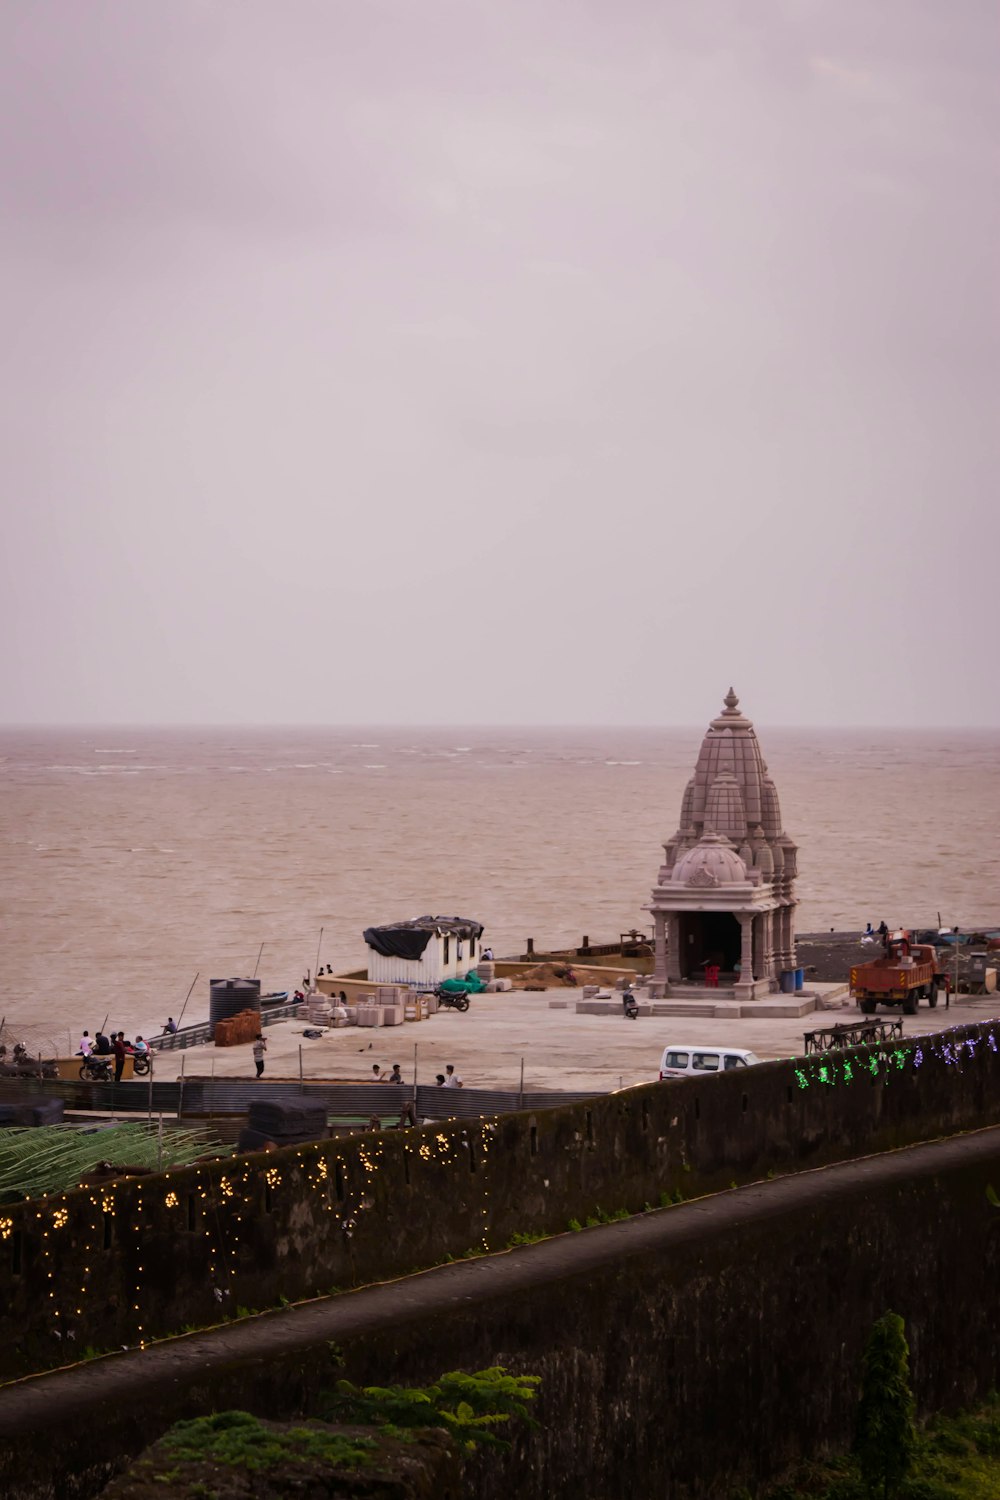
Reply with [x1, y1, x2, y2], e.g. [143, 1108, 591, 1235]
[160, 989, 1000, 1094]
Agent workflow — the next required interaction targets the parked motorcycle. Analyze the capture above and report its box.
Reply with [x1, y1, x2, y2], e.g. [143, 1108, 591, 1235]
[79, 1054, 113, 1082]
[131, 1052, 152, 1076]
[434, 987, 471, 1013]
[622, 989, 639, 1020]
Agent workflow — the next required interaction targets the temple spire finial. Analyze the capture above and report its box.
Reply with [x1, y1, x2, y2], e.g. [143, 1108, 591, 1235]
[723, 686, 739, 712]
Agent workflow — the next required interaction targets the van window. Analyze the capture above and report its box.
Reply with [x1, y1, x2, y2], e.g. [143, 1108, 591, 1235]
[692, 1052, 720, 1072]
[724, 1054, 746, 1070]
[665, 1051, 690, 1070]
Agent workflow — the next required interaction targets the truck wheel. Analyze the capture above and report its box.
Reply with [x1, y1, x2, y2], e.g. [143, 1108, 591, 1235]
[903, 993, 918, 1015]
[859, 999, 877, 1016]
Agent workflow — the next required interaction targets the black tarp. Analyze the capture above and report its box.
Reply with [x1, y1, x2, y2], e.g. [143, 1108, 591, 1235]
[363, 916, 484, 961]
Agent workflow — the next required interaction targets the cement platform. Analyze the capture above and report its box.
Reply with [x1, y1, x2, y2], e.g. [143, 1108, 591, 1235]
[572, 982, 850, 1020]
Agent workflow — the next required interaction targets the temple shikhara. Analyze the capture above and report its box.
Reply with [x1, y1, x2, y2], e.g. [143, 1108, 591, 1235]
[648, 689, 798, 1000]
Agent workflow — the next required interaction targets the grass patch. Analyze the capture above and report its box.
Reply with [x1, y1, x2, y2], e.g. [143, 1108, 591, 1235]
[159, 1411, 374, 1473]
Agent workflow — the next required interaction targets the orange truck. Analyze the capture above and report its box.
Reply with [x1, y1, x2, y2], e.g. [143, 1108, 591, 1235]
[850, 933, 943, 1016]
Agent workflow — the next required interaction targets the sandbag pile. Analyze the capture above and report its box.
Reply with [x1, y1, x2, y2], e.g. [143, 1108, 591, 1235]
[213, 1009, 261, 1047]
[517, 963, 581, 989]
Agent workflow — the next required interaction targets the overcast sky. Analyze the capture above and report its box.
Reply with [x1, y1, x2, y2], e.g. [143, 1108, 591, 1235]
[0, 1, 996, 727]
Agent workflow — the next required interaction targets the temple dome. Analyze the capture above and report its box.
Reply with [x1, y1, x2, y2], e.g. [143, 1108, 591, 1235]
[661, 689, 793, 889]
[672, 832, 749, 887]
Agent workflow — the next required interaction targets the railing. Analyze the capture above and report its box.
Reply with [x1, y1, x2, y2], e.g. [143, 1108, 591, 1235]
[148, 1000, 304, 1052]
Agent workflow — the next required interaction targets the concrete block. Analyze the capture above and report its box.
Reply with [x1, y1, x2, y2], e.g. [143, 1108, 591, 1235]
[548, 999, 569, 1009]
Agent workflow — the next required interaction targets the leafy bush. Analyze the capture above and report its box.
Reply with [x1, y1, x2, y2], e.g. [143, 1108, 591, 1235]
[855, 1312, 916, 1500]
[322, 1365, 540, 1451]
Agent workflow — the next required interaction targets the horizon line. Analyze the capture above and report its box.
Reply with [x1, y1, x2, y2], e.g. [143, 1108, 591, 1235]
[1, 721, 999, 733]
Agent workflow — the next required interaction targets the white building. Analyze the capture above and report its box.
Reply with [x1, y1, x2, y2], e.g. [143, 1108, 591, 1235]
[363, 915, 485, 988]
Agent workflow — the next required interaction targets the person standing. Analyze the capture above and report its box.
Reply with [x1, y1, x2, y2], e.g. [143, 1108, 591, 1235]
[443, 1064, 463, 1089]
[388, 1063, 403, 1084]
[253, 1033, 267, 1079]
[113, 1032, 127, 1083]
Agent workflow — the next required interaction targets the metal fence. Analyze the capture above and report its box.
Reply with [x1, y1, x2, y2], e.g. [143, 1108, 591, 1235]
[0, 1075, 601, 1123]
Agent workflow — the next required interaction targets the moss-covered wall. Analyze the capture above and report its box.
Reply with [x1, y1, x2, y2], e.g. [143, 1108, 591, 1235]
[1, 1019, 998, 1379]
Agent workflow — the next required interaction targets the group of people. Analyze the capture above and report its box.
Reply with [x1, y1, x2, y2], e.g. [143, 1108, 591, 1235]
[367, 1062, 463, 1088]
[78, 1029, 150, 1081]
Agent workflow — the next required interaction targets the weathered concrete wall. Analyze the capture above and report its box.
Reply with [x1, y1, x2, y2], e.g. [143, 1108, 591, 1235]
[1, 1020, 997, 1380]
[2, 1132, 1000, 1500]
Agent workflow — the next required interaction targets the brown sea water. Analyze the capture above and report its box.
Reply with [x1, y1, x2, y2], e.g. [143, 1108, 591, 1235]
[1, 726, 998, 1048]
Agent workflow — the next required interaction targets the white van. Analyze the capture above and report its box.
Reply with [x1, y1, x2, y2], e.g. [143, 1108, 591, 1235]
[658, 1045, 761, 1080]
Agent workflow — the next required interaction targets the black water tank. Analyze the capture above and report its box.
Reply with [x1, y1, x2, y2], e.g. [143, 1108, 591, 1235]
[209, 977, 262, 1031]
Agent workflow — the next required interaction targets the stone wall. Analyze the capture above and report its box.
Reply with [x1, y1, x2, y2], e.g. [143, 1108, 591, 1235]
[1, 1020, 998, 1380]
[3, 1131, 1000, 1500]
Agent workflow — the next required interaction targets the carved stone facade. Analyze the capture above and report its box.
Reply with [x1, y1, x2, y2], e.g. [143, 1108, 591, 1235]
[647, 689, 798, 1000]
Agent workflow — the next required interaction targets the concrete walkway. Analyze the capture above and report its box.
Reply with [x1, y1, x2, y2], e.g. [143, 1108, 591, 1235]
[3, 1125, 1000, 1438]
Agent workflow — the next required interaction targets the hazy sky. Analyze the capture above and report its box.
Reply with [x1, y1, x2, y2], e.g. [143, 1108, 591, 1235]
[1, 1, 996, 727]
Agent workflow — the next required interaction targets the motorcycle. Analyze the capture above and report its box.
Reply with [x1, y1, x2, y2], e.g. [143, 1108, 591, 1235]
[622, 990, 639, 1020]
[434, 987, 471, 1013]
[131, 1051, 152, 1076]
[79, 1054, 113, 1082]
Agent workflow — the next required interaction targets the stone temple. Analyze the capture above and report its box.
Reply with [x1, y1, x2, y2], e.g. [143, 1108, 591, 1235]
[648, 690, 798, 1000]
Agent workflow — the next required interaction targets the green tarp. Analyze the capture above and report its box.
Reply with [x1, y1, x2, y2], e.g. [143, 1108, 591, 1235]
[437, 970, 487, 995]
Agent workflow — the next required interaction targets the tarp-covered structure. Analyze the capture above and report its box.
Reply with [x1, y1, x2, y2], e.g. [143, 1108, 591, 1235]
[363, 916, 484, 961]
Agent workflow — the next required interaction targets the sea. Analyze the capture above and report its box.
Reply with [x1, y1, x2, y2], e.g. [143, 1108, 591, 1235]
[1, 725, 998, 1051]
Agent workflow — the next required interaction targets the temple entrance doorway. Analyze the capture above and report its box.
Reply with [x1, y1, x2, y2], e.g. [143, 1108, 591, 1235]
[678, 912, 742, 981]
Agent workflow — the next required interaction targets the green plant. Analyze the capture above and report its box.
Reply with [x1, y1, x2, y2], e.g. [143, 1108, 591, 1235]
[567, 1218, 583, 1232]
[506, 1229, 546, 1247]
[855, 1312, 916, 1500]
[321, 1366, 540, 1451]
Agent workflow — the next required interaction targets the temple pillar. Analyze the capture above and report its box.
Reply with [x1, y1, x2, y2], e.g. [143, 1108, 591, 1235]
[739, 914, 754, 978]
[767, 906, 779, 978]
[666, 916, 682, 983]
[653, 911, 667, 985]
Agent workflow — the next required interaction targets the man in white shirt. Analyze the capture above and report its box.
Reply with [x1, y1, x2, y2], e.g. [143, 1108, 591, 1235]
[79, 1031, 92, 1057]
[443, 1064, 463, 1088]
